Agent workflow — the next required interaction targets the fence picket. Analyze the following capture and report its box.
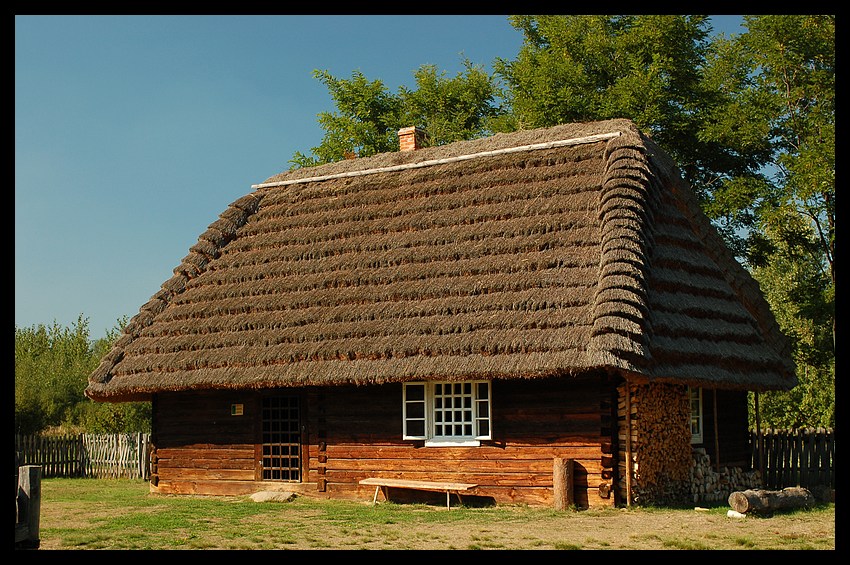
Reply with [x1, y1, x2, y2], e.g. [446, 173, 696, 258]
[15, 433, 151, 480]
[750, 428, 834, 490]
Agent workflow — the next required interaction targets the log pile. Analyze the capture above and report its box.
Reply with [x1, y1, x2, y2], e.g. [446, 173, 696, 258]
[690, 447, 761, 504]
[728, 487, 815, 514]
[616, 383, 763, 506]
[617, 383, 692, 505]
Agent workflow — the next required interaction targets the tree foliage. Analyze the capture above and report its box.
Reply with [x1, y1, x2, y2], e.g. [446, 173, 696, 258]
[15, 316, 151, 435]
[289, 60, 502, 167]
[703, 16, 834, 269]
[703, 15, 834, 428]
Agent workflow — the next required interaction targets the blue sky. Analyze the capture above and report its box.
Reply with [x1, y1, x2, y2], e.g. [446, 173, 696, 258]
[15, 15, 745, 339]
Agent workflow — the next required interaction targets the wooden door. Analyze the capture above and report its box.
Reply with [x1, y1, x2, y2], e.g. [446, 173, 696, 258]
[260, 395, 302, 481]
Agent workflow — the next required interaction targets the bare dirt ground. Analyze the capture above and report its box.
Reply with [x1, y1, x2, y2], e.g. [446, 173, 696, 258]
[36, 496, 836, 550]
[226, 503, 837, 550]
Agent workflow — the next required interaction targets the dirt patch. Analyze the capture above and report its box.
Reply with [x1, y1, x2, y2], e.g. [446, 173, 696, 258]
[36, 497, 835, 550]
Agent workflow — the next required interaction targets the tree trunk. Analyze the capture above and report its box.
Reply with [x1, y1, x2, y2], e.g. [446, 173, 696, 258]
[728, 487, 815, 514]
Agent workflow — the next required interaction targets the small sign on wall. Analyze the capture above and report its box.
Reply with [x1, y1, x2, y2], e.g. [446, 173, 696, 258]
[231, 403, 244, 416]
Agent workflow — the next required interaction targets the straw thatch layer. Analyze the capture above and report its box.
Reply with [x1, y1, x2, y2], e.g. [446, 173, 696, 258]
[86, 119, 795, 402]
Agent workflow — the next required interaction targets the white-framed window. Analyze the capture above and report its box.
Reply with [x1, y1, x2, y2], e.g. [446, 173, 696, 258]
[403, 381, 492, 446]
[688, 386, 703, 444]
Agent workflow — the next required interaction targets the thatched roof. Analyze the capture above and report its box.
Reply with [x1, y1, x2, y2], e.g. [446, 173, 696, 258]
[86, 118, 796, 403]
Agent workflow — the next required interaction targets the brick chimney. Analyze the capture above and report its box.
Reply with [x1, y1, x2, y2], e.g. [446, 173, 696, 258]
[398, 126, 426, 151]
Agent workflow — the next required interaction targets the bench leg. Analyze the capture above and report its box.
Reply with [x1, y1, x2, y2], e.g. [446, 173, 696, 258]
[373, 486, 380, 505]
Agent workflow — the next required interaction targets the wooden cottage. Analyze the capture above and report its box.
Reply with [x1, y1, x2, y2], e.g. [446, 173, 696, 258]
[85, 118, 796, 508]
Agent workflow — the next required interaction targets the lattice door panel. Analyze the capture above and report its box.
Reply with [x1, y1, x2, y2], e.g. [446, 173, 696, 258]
[261, 396, 301, 481]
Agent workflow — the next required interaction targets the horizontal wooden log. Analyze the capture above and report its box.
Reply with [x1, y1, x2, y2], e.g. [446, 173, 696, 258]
[318, 456, 602, 474]
[157, 457, 255, 470]
[728, 487, 815, 514]
[312, 443, 604, 459]
[159, 468, 255, 481]
[155, 444, 255, 453]
[151, 479, 315, 496]
[319, 469, 586, 487]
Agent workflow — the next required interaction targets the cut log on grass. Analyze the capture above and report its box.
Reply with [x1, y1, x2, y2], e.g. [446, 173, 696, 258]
[728, 487, 815, 514]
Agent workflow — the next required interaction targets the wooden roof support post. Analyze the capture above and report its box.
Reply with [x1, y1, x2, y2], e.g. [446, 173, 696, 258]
[625, 381, 633, 507]
[755, 391, 764, 484]
[713, 389, 721, 472]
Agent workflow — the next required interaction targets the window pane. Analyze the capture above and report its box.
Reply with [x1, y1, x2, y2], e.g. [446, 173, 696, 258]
[407, 403, 424, 418]
[406, 384, 425, 400]
[407, 421, 425, 436]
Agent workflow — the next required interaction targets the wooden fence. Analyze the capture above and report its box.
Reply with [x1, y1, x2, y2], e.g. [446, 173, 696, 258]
[14, 433, 151, 480]
[750, 427, 834, 490]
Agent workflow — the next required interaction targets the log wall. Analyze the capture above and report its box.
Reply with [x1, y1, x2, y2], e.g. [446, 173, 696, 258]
[149, 376, 617, 508]
[150, 390, 264, 496]
[312, 377, 613, 508]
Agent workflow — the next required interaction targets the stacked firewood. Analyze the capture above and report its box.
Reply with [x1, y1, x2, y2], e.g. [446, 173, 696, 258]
[690, 447, 761, 504]
[617, 378, 761, 504]
[616, 382, 764, 505]
[617, 382, 693, 505]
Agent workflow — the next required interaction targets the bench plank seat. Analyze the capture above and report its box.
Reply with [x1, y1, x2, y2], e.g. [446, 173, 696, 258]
[359, 478, 478, 508]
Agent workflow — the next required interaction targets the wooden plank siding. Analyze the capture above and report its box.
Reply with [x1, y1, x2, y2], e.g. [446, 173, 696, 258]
[149, 376, 617, 508]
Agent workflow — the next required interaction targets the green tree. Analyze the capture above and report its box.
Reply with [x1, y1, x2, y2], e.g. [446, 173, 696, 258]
[749, 242, 834, 428]
[290, 60, 502, 168]
[15, 316, 95, 434]
[706, 15, 835, 428]
[398, 61, 504, 145]
[290, 69, 401, 167]
[15, 316, 151, 435]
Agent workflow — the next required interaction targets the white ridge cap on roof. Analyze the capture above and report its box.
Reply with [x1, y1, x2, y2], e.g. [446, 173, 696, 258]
[251, 131, 623, 190]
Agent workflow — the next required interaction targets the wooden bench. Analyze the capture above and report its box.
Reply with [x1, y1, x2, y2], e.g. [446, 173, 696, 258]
[359, 478, 478, 509]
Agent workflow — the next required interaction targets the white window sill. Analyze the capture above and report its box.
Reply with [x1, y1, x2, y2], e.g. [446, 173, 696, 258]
[424, 439, 481, 447]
